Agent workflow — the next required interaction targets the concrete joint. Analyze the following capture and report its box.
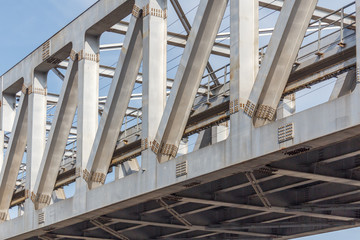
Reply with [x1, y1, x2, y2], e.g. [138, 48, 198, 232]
[91, 172, 106, 184]
[31, 192, 51, 205]
[83, 169, 91, 182]
[229, 99, 246, 115]
[69, 50, 78, 61]
[28, 85, 47, 96]
[255, 104, 276, 121]
[244, 100, 257, 118]
[82, 169, 106, 184]
[160, 143, 178, 158]
[141, 138, 149, 151]
[150, 140, 160, 154]
[132, 4, 142, 18]
[78, 50, 100, 62]
[21, 84, 29, 95]
[143, 4, 167, 19]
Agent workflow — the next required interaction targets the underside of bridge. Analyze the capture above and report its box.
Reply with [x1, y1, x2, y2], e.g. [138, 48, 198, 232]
[27, 135, 360, 240]
[1, 0, 360, 239]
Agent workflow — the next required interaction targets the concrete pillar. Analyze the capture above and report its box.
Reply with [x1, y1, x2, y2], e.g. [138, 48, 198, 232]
[76, 35, 100, 192]
[229, 0, 258, 160]
[277, 93, 296, 119]
[25, 71, 47, 217]
[229, 0, 259, 120]
[141, 0, 167, 169]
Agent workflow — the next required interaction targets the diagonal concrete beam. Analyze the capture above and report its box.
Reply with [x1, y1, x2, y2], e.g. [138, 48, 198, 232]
[32, 56, 79, 209]
[0, 92, 28, 221]
[244, 0, 318, 127]
[152, 0, 228, 163]
[170, 0, 219, 86]
[84, 13, 143, 189]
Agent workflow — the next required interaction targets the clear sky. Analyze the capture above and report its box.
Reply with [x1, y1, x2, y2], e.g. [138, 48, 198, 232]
[1, 0, 360, 239]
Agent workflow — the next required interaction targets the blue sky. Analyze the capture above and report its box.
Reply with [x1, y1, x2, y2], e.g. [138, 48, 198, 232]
[1, 0, 360, 239]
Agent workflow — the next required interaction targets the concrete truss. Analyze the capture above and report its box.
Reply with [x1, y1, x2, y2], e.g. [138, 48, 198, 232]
[0, 0, 360, 239]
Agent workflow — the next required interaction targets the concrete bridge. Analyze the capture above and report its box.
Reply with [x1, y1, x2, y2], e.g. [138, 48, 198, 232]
[0, 0, 360, 239]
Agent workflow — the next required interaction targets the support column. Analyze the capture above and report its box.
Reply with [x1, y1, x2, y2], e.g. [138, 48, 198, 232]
[76, 35, 100, 192]
[229, 0, 258, 160]
[25, 71, 47, 217]
[229, 0, 259, 120]
[141, 0, 167, 169]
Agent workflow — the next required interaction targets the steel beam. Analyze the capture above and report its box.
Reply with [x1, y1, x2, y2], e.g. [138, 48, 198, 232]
[32, 57, 79, 209]
[152, 0, 228, 163]
[178, 196, 355, 221]
[245, 0, 317, 126]
[106, 217, 278, 238]
[0, 93, 28, 221]
[272, 167, 360, 187]
[84, 14, 143, 189]
[90, 219, 129, 240]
